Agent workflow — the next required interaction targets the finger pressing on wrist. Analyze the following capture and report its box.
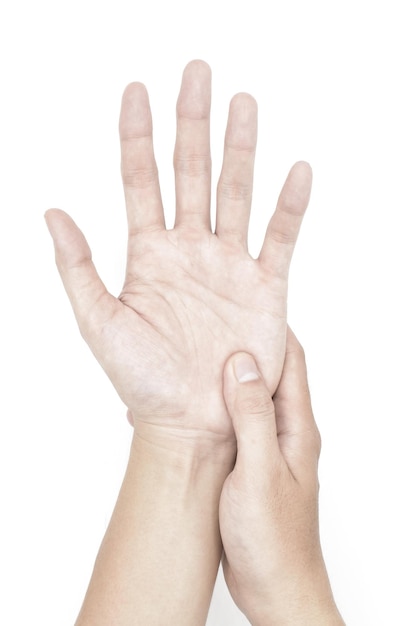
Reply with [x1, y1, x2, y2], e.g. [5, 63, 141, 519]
[223, 353, 279, 468]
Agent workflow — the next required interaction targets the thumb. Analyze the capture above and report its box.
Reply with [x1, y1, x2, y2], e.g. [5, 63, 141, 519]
[44, 209, 117, 338]
[223, 353, 278, 468]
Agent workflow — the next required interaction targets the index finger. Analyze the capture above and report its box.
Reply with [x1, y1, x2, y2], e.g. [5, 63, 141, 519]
[119, 82, 165, 235]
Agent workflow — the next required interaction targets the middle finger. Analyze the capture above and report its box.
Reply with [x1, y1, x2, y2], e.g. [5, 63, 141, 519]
[174, 60, 212, 231]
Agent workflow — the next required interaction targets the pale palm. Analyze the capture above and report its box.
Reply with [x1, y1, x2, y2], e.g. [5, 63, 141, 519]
[45, 61, 312, 442]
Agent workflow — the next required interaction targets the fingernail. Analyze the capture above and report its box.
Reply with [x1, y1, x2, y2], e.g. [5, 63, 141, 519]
[234, 354, 260, 383]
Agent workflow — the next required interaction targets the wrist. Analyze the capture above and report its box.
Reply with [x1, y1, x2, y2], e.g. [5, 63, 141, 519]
[131, 418, 237, 469]
[76, 418, 235, 626]
[130, 426, 236, 496]
[126, 429, 235, 624]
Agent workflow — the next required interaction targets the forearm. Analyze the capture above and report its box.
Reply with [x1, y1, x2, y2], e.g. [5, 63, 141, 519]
[75, 432, 235, 626]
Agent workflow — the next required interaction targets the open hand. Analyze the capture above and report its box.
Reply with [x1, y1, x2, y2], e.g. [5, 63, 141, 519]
[45, 61, 312, 447]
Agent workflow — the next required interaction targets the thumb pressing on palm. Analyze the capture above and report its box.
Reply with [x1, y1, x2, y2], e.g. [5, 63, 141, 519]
[219, 334, 340, 626]
[222, 352, 279, 478]
[222, 328, 321, 483]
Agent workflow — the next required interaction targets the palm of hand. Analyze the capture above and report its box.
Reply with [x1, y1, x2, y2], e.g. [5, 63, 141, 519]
[46, 61, 311, 442]
[110, 229, 285, 435]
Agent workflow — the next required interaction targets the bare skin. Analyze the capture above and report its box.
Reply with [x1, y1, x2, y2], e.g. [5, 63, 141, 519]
[45, 60, 312, 452]
[220, 328, 345, 625]
[45, 60, 325, 625]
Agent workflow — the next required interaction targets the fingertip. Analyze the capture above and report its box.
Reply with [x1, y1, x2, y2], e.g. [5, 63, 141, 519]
[277, 327, 311, 413]
[286, 326, 306, 361]
[119, 82, 152, 137]
[44, 209, 94, 279]
[226, 93, 258, 151]
[44, 208, 74, 241]
[121, 81, 149, 101]
[44, 208, 55, 233]
[183, 59, 212, 78]
[288, 161, 313, 209]
[289, 161, 313, 192]
[282, 329, 308, 390]
[177, 60, 212, 119]
[232, 352, 261, 384]
[229, 92, 258, 112]
[44, 207, 63, 221]
[292, 159, 313, 177]
[282, 161, 313, 217]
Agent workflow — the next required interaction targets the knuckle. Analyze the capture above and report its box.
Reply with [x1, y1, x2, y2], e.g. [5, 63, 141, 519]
[121, 165, 158, 190]
[236, 388, 274, 420]
[218, 179, 252, 202]
[175, 153, 211, 178]
[268, 224, 297, 246]
[305, 424, 322, 460]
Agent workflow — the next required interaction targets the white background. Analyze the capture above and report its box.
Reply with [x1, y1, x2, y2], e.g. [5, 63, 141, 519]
[1, 1, 416, 624]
